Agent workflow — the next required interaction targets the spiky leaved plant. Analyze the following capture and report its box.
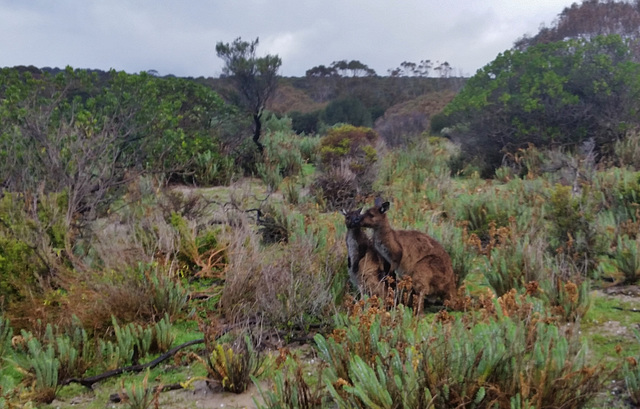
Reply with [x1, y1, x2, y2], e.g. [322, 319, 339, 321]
[119, 371, 161, 409]
[195, 334, 267, 394]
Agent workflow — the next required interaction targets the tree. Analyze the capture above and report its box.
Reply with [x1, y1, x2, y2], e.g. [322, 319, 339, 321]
[321, 97, 372, 127]
[515, 0, 640, 60]
[329, 60, 376, 77]
[305, 64, 338, 77]
[215, 37, 282, 153]
[441, 35, 640, 174]
[388, 60, 433, 77]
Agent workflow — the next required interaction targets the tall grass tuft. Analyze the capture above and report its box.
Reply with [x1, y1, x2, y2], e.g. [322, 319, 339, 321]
[13, 318, 95, 403]
[0, 314, 12, 364]
[198, 335, 267, 393]
[119, 371, 161, 409]
[624, 329, 640, 406]
[254, 352, 327, 409]
[611, 235, 640, 284]
[426, 220, 478, 287]
[147, 267, 189, 319]
[221, 211, 340, 330]
[14, 333, 60, 403]
[480, 224, 547, 297]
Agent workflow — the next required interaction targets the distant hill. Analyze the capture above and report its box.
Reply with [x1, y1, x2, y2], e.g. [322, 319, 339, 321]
[204, 75, 466, 143]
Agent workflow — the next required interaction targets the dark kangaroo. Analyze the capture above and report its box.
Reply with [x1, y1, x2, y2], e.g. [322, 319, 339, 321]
[357, 198, 456, 313]
[341, 208, 390, 298]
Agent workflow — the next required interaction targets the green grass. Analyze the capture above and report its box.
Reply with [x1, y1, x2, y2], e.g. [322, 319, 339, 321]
[582, 291, 640, 365]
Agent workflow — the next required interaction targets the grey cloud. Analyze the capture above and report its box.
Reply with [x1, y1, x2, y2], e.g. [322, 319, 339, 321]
[0, 0, 572, 77]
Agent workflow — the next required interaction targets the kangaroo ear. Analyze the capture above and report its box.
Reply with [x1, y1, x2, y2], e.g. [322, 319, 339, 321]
[356, 207, 363, 214]
[380, 201, 390, 213]
[340, 209, 347, 216]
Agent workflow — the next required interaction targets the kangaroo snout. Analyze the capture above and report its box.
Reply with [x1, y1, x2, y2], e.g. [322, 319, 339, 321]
[341, 207, 363, 229]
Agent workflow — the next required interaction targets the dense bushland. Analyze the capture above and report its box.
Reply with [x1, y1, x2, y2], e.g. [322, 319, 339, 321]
[435, 34, 640, 175]
[1, 48, 640, 408]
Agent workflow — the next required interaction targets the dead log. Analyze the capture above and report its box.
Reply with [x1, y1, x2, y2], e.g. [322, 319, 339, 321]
[62, 338, 205, 389]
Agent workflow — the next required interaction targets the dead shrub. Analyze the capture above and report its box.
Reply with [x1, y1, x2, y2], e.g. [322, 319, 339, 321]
[310, 161, 359, 211]
[220, 214, 337, 329]
[375, 111, 428, 147]
[8, 262, 186, 335]
[256, 238, 334, 328]
[219, 216, 262, 323]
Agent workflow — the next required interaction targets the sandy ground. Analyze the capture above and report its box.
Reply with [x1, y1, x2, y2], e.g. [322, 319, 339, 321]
[158, 381, 263, 409]
[52, 380, 265, 409]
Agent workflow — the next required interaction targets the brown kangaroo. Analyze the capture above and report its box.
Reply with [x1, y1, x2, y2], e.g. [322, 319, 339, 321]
[357, 198, 456, 313]
[341, 208, 390, 298]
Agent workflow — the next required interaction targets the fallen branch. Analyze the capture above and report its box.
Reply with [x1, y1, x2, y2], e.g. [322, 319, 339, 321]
[613, 306, 640, 313]
[62, 338, 205, 389]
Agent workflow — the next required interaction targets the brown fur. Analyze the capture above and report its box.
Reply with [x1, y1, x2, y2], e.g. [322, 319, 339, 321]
[358, 199, 456, 313]
[341, 208, 390, 298]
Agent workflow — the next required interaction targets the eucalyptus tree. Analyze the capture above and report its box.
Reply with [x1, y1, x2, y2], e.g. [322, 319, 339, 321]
[215, 37, 282, 153]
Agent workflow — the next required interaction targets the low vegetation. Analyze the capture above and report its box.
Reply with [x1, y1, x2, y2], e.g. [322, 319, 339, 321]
[2, 17, 640, 406]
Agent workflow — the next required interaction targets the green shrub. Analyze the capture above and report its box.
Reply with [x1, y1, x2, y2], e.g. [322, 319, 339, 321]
[611, 235, 640, 284]
[321, 98, 372, 128]
[319, 125, 380, 171]
[614, 129, 640, 170]
[593, 168, 638, 224]
[119, 371, 161, 409]
[97, 315, 174, 370]
[291, 110, 321, 135]
[200, 335, 266, 394]
[170, 213, 227, 279]
[13, 331, 61, 403]
[314, 125, 383, 209]
[0, 192, 69, 305]
[613, 172, 640, 222]
[256, 161, 284, 192]
[426, 221, 478, 287]
[263, 111, 293, 133]
[624, 330, 640, 406]
[542, 277, 591, 322]
[480, 235, 547, 297]
[254, 353, 327, 409]
[546, 184, 607, 275]
[445, 188, 528, 241]
[255, 129, 319, 191]
[192, 150, 236, 186]
[309, 296, 609, 409]
[0, 315, 13, 368]
[149, 270, 189, 320]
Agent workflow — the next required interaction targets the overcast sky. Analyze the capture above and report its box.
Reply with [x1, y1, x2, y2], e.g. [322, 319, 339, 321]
[0, 1, 576, 78]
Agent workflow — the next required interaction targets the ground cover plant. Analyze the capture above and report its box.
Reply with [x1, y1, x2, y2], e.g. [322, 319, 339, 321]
[1, 60, 640, 409]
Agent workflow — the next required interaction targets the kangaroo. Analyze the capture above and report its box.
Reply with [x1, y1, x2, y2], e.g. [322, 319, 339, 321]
[341, 208, 390, 298]
[357, 198, 456, 313]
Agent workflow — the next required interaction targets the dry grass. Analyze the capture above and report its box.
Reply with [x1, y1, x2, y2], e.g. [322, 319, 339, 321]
[220, 211, 341, 329]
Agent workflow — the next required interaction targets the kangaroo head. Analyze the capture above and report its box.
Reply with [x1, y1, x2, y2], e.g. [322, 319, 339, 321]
[341, 208, 364, 229]
[359, 198, 390, 228]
